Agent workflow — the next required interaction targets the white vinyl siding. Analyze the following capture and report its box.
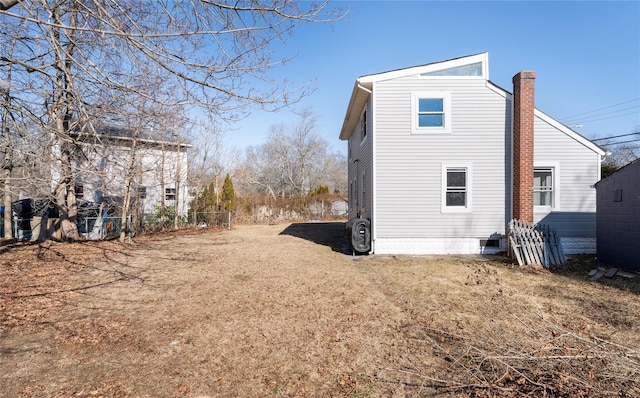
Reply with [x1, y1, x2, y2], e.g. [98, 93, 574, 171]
[347, 100, 373, 220]
[374, 76, 509, 239]
[533, 115, 600, 240]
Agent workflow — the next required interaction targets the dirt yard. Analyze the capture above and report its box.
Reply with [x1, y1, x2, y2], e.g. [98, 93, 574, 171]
[1, 223, 639, 397]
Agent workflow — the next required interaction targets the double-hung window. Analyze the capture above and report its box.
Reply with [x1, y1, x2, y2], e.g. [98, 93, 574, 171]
[418, 98, 444, 127]
[442, 164, 472, 212]
[534, 168, 553, 207]
[165, 187, 176, 201]
[412, 91, 451, 134]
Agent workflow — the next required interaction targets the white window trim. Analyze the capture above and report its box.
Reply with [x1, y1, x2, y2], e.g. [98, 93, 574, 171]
[411, 91, 452, 134]
[360, 108, 368, 144]
[441, 163, 472, 213]
[534, 163, 560, 211]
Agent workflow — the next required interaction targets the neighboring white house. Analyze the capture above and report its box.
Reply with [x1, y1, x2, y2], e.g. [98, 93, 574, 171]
[53, 127, 192, 218]
[339, 53, 605, 255]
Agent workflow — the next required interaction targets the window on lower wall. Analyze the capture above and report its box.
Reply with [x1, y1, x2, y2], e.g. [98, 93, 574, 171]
[442, 164, 472, 212]
[75, 184, 84, 199]
[534, 168, 554, 207]
[165, 187, 176, 201]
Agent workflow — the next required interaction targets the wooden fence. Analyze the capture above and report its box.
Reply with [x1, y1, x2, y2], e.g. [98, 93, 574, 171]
[508, 219, 565, 267]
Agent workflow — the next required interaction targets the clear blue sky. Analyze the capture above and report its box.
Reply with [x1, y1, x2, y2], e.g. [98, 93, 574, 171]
[228, 1, 640, 154]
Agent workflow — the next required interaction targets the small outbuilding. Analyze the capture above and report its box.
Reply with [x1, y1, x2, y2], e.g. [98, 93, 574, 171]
[595, 158, 640, 271]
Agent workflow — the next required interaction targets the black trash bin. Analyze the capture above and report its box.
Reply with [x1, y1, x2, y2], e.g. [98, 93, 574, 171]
[347, 217, 371, 254]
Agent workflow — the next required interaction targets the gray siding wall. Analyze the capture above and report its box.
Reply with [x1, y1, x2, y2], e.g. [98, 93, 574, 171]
[347, 98, 373, 221]
[374, 77, 510, 239]
[532, 116, 600, 238]
[596, 160, 640, 271]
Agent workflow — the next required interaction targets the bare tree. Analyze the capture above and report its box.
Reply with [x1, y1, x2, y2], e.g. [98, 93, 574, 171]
[188, 118, 228, 214]
[598, 128, 640, 178]
[1, 1, 343, 240]
[238, 110, 346, 197]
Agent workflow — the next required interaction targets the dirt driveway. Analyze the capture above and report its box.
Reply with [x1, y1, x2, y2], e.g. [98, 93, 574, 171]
[1, 223, 639, 397]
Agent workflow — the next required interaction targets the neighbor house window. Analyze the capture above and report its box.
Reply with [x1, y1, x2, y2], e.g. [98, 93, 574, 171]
[412, 91, 451, 134]
[534, 168, 553, 206]
[165, 187, 176, 201]
[138, 186, 147, 200]
[442, 164, 472, 212]
[75, 184, 84, 199]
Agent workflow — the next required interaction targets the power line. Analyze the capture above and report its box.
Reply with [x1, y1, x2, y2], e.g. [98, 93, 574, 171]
[605, 138, 640, 146]
[592, 132, 640, 142]
[558, 97, 640, 120]
[562, 105, 640, 124]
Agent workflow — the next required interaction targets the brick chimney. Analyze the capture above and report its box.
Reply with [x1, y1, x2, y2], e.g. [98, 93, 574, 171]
[512, 71, 536, 223]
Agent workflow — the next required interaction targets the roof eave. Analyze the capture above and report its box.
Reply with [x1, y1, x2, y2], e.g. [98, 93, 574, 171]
[339, 80, 372, 140]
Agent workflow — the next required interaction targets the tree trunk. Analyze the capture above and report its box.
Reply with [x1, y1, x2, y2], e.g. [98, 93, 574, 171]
[120, 133, 139, 243]
[2, 168, 11, 239]
[52, 2, 80, 241]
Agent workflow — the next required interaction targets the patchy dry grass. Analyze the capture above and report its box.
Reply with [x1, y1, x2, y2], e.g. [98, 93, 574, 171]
[1, 223, 638, 397]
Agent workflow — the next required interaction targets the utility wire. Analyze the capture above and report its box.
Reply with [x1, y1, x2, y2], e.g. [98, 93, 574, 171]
[562, 105, 640, 124]
[605, 138, 640, 146]
[559, 97, 640, 120]
[592, 132, 640, 142]
[564, 110, 640, 124]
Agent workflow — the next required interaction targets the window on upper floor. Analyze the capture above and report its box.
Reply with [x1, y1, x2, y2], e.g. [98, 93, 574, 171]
[360, 109, 367, 141]
[412, 91, 451, 134]
[534, 168, 554, 207]
[442, 164, 472, 212]
[138, 186, 147, 200]
[420, 62, 483, 77]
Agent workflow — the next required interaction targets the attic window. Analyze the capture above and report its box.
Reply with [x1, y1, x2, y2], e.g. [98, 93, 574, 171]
[421, 62, 483, 77]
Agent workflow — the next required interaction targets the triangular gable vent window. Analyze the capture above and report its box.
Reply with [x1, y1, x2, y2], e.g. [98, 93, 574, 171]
[421, 62, 483, 77]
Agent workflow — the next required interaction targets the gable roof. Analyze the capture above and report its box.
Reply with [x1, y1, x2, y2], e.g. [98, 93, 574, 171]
[339, 53, 488, 140]
[485, 80, 605, 156]
[338, 53, 605, 156]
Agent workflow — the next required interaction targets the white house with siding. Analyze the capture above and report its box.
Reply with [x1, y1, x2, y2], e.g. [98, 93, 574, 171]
[57, 127, 191, 218]
[339, 53, 605, 255]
